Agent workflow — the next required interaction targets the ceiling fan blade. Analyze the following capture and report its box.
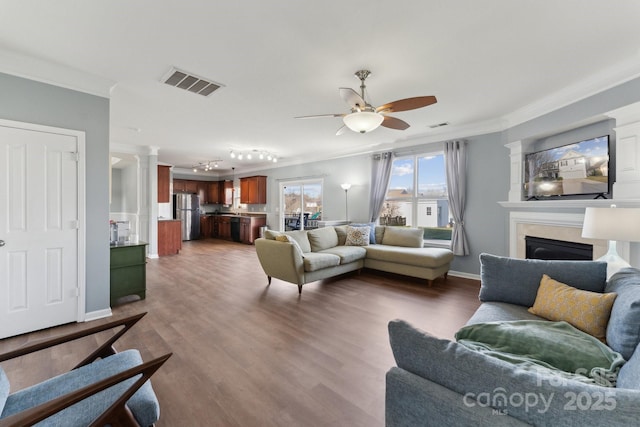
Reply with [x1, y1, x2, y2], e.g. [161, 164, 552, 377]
[376, 96, 437, 113]
[294, 113, 345, 119]
[339, 88, 366, 110]
[336, 125, 347, 136]
[381, 115, 410, 130]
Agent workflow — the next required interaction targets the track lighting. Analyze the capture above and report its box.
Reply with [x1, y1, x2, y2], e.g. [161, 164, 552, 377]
[191, 159, 222, 172]
[229, 149, 279, 163]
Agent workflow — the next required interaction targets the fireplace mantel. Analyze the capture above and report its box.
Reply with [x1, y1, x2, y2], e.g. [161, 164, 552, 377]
[499, 199, 640, 209]
[501, 101, 640, 267]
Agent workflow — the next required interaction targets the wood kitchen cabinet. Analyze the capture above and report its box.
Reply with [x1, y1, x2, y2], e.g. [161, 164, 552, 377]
[208, 181, 220, 204]
[222, 180, 233, 205]
[157, 165, 171, 203]
[240, 216, 266, 244]
[173, 179, 198, 193]
[158, 219, 182, 255]
[212, 215, 220, 237]
[240, 176, 267, 204]
[200, 215, 212, 238]
[197, 181, 209, 204]
[218, 216, 231, 239]
[173, 179, 186, 192]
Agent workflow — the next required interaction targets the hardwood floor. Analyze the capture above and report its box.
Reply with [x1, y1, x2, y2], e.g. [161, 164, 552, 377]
[1, 239, 481, 426]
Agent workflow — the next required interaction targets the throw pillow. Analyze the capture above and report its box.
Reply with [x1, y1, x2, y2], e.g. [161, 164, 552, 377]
[478, 253, 608, 307]
[275, 234, 305, 257]
[528, 274, 617, 341]
[605, 267, 640, 360]
[264, 229, 282, 240]
[345, 226, 370, 246]
[334, 225, 349, 246]
[350, 222, 376, 244]
[380, 226, 423, 248]
[307, 226, 338, 252]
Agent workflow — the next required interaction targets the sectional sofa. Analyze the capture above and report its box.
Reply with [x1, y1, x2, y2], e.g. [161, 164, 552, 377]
[386, 254, 640, 426]
[254, 225, 454, 293]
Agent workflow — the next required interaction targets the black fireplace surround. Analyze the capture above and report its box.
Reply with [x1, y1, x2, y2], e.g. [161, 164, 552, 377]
[525, 236, 593, 261]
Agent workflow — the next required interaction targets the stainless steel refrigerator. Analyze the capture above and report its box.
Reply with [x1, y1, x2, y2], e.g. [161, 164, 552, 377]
[173, 193, 200, 240]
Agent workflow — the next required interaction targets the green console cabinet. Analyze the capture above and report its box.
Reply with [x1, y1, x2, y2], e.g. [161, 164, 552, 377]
[110, 242, 147, 306]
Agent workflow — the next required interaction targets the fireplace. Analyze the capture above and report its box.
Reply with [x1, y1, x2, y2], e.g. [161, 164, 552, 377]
[525, 236, 593, 261]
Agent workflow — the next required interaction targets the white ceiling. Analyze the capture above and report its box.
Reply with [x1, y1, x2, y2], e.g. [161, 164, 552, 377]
[2, 1, 640, 174]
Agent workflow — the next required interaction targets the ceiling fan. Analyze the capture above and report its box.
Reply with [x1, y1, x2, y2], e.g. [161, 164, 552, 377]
[296, 69, 437, 135]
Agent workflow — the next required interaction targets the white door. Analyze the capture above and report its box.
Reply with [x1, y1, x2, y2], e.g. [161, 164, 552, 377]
[0, 120, 84, 338]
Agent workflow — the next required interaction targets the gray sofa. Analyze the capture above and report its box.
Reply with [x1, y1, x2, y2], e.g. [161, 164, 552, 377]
[254, 225, 454, 293]
[386, 253, 640, 426]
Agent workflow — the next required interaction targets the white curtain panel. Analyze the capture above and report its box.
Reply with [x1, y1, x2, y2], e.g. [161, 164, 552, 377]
[369, 152, 394, 222]
[444, 140, 469, 256]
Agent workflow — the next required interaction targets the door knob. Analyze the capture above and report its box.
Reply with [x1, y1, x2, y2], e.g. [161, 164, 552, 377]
[0, 240, 4, 247]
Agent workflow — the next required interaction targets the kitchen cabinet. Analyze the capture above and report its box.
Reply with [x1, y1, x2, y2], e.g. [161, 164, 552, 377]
[110, 242, 147, 306]
[158, 219, 182, 255]
[240, 216, 266, 244]
[240, 176, 267, 204]
[197, 181, 209, 204]
[173, 179, 198, 193]
[222, 180, 233, 205]
[218, 216, 231, 240]
[212, 215, 220, 237]
[200, 215, 212, 238]
[157, 165, 171, 203]
[208, 181, 220, 204]
[173, 179, 185, 192]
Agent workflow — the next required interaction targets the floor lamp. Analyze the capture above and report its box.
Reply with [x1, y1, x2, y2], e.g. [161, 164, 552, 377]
[581, 205, 640, 279]
[341, 183, 351, 222]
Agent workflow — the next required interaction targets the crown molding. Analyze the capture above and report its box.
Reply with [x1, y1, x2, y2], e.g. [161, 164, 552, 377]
[503, 56, 640, 128]
[0, 47, 115, 98]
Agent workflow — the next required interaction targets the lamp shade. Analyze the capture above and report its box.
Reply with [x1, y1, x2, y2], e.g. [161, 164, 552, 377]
[343, 111, 384, 133]
[341, 183, 351, 191]
[582, 207, 640, 242]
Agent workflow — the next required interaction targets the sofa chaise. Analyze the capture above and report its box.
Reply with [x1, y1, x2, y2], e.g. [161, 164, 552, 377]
[254, 225, 454, 293]
[386, 254, 640, 426]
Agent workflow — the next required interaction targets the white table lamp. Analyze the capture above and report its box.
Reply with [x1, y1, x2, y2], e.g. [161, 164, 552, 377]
[582, 205, 640, 278]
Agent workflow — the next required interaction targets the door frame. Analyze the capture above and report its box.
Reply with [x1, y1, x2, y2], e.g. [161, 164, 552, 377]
[278, 178, 323, 231]
[0, 118, 86, 322]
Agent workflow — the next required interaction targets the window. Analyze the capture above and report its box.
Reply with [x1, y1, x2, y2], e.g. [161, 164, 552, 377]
[280, 180, 323, 231]
[381, 153, 451, 241]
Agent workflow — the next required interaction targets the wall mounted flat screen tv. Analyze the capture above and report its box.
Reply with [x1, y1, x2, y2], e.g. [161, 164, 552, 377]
[523, 135, 609, 199]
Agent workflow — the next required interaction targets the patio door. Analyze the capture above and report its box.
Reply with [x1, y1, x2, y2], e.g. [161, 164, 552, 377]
[280, 180, 322, 231]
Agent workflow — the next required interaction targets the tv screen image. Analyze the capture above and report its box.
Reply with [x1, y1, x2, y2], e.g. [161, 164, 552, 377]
[523, 135, 609, 199]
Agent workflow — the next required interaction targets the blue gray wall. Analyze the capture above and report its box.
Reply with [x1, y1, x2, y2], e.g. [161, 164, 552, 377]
[0, 72, 110, 313]
[231, 155, 373, 228]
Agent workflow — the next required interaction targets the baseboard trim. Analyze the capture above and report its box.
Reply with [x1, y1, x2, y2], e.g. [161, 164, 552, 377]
[147, 253, 159, 259]
[84, 308, 112, 322]
[448, 270, 480, 281]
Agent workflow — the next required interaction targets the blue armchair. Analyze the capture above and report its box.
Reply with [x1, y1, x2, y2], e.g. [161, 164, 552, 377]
[0, 312, 170, 427]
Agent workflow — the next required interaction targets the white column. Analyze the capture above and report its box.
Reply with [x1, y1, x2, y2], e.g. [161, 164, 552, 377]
[606, 101, 640, 200]
[147, 147, 159, 258]
[505, 140, 524, 202]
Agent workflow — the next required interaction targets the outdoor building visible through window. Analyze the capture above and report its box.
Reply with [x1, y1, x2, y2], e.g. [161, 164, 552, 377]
[382, 153, 451, 242]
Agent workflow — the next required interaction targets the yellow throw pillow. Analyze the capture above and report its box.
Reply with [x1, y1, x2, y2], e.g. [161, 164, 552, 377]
[275, 234, 304, 257]
[528, 274, 617, 342]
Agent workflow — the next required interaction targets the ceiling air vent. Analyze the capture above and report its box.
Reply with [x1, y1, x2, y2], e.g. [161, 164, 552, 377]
[429, 122, 449, 129]
[162, 67, 224, 97]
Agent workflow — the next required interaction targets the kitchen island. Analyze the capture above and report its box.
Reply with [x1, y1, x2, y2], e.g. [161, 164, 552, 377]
[202, 213, 266, 244]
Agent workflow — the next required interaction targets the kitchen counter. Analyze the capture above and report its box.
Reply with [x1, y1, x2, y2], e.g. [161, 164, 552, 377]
[202, 213, 267, 217]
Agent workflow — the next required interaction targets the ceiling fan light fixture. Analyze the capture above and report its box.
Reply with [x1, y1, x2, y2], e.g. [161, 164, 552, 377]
[343, 111, 384, 133]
